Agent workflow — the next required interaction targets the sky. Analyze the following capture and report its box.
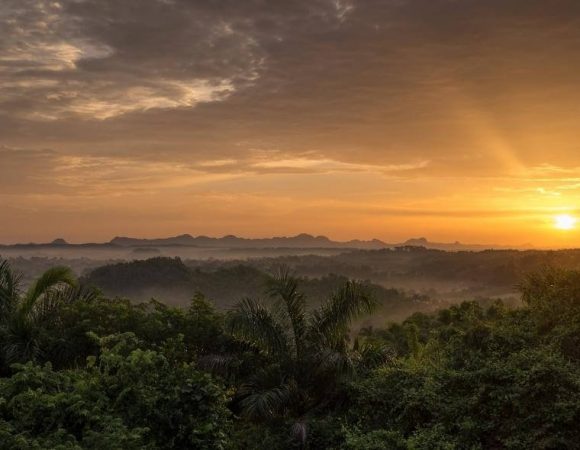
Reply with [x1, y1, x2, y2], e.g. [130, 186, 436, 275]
[1, 0, 580, 246]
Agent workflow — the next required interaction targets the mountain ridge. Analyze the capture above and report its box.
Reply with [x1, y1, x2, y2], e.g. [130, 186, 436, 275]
[0, 234, 533, 251]
[108, 233, 384, 249]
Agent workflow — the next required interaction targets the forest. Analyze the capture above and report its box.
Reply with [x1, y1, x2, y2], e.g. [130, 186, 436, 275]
[10, 246, 580, 307]
[1, 257, 580, 449]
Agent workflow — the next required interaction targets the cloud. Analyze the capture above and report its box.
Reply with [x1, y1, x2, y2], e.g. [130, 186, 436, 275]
[53, 79, 234, 120]
[249, 156, 429, 174]
[2, 0, 580, 244]
[0, 0, 361, 121]
[0, 144, 431, 199]
[3, 0, 580, 171]
[0, 0, 265, 120]
[527, 164, 580, 177]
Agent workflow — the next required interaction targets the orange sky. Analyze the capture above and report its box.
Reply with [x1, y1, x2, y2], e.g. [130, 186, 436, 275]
[1, 0, 579, 247]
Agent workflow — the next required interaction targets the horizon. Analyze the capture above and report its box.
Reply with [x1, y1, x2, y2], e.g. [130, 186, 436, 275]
[1, 0, 579, 247]
[0, 231, 547, 250]
[0, 231, 571, 249]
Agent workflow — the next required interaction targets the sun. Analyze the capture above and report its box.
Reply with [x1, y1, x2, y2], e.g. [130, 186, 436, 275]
[554, 214, 577, 231]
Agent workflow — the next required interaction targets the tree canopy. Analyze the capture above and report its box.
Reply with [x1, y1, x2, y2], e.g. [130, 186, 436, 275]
[1, 258, 580, 449]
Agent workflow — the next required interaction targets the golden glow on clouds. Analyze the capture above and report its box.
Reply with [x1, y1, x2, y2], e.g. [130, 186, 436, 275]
[1, 147, 578, 246]
[63, 79, 235, 120]
[250, 158, 429, 173]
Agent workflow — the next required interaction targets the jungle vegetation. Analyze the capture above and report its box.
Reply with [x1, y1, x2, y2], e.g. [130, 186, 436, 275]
[1, 257, 580, 449]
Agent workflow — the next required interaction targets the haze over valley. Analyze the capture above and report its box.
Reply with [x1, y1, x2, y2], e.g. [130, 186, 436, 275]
[6, 232, 580, 325]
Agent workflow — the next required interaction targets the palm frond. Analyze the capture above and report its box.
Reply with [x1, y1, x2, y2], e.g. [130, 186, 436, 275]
[30, 285, 100, 325]
[197, 353, 240, 378]
[267, 267, 307, 358]
[311, 347, 355, 379]
[228, 298, 289, 356]
[21, 266, 77, 317]
[239, 386, 293, 420]
[3, 318, 45, 364]
[309, 281, 376, 347]
[355, 341, 395, 371]
[1, 276, 95, 366]
[237, 366, 292, 420]
[0, 259, 21, 321]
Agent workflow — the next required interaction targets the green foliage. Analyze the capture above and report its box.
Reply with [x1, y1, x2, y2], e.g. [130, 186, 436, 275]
[0, 361, 148, 449]
[521, 268, 580, 329]
[0, 333, 231, 449]
[0, 262, 97, 371]
[88, 333, 232, 449]
[228, 270, 378, 427]
[4, 258, 580, 449]
[343, 428, 407, 450]
[224, 269, 384, 448]
[344, 270, 580, 450]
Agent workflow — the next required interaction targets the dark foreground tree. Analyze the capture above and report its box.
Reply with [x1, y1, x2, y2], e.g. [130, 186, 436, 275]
[227, 269, 390, 446]
[0, 259, 96, 370]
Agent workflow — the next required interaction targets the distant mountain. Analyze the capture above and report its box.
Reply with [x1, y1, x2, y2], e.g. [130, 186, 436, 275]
[0, 234, 533, 251]
[109, 233, 388, 249]
[111, 234, 197, 247]
[399, 237, 526, 251]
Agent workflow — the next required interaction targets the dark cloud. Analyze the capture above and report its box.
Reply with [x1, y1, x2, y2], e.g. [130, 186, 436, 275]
[0, 0, 353, 121]
[2, 0, 579, 172]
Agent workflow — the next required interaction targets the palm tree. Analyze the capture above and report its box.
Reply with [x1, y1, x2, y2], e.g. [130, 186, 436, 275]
[0, 259, 96, 367]
[227, 268, 390, 445]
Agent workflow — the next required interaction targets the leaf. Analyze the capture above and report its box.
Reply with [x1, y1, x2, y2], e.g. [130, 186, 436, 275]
[228, 298, 289, 356]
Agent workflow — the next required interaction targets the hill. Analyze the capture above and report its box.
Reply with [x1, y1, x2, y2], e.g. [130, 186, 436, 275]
[82, 257, 443, 322]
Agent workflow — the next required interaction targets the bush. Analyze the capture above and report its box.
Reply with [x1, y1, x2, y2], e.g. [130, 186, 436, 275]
[0, 333, 232, 450]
